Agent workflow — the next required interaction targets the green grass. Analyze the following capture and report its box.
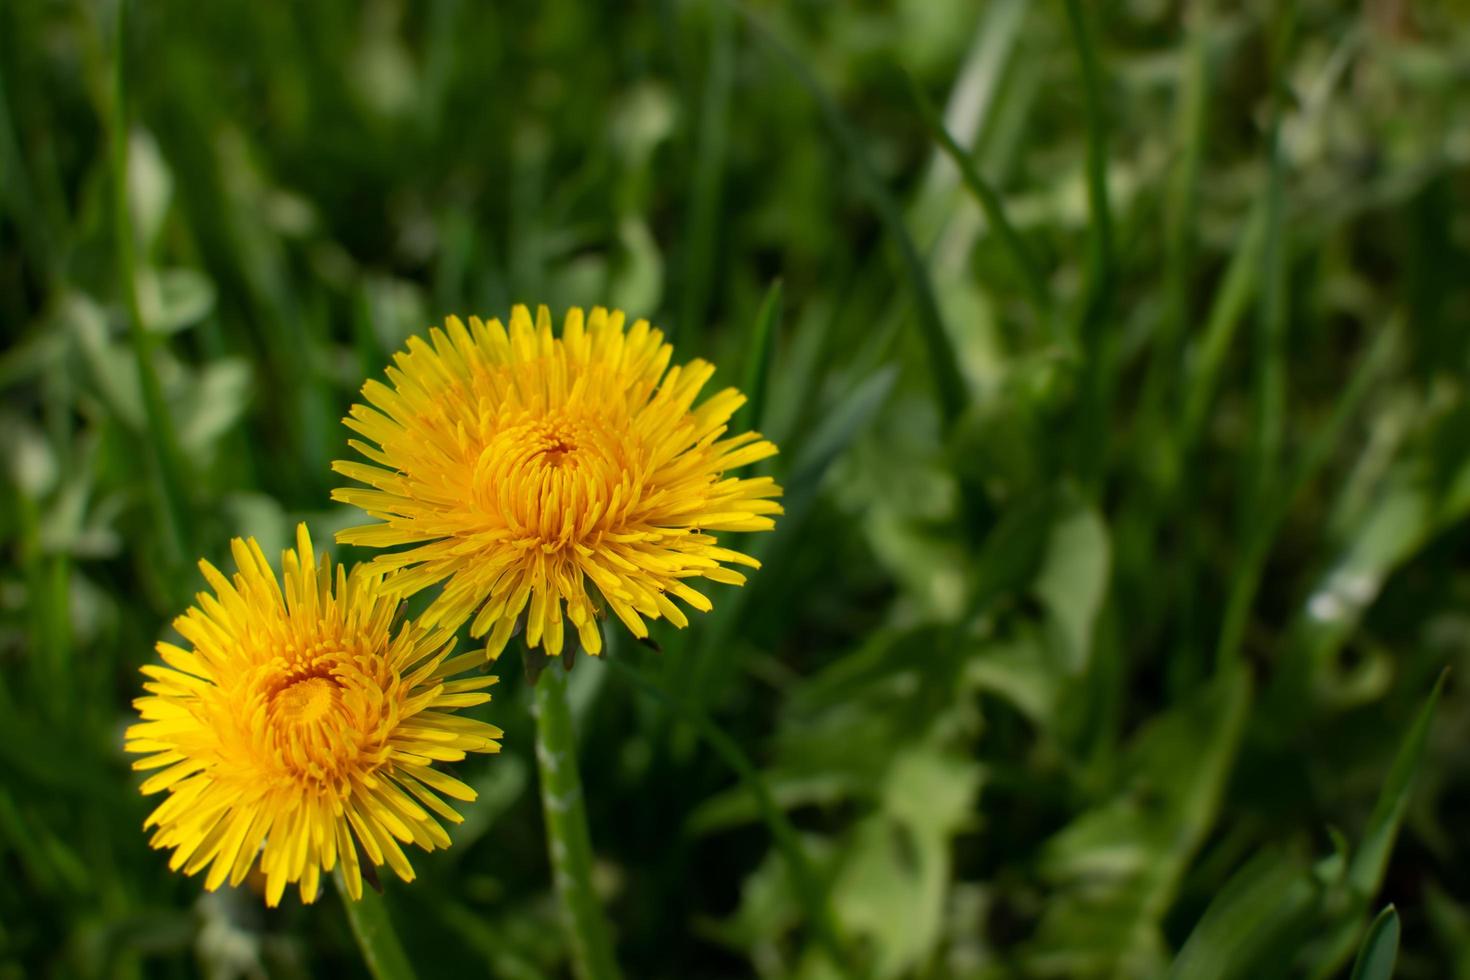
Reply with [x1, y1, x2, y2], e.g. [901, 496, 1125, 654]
[4, 1, 1470, 977]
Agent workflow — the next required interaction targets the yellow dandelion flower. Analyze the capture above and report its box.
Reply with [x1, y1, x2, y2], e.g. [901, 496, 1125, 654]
[126, 524, 501, 907]
[331, 304, 783, 660]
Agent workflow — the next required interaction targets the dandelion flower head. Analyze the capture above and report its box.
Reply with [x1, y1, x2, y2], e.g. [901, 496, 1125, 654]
[126, 524, 501, 906]
[333, 305, 783, 660]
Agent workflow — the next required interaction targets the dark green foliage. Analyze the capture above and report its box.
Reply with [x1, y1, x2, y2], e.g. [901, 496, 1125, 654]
[2, 0, 1469, 977]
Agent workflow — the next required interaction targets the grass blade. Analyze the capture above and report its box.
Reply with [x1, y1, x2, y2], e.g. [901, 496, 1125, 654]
[1301, 669, 1448, 978]
[1351, 669, 1447, 897]
[1138, 24, 1210, 431]
[1215, 320, 1398, 666]
[679, 1, 735, 348]
[1061, 0, 1116, 484]
[1167, 847, 1321, 980]
[905, 72, 1051, 326]
[736, 279, 781, 434]
[1179, 199, 1266, 452]
[1061, 0, 1115, 323]
[109, 0, 193, 569]
[1349, 906, 1400, 980]
[689, 366, 897, 696]
[730, 1, 967, 429]
[1245, 3, 1297, 520]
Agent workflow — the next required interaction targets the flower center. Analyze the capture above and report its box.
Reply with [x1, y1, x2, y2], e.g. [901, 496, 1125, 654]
[275, 675, 338, 726]
[541, 436, 575, 465]
[473, 413, 642, 548]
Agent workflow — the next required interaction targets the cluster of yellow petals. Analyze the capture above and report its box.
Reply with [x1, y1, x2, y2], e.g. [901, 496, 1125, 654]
[126, 525, 501, 906]
[332, 305, 784, 659]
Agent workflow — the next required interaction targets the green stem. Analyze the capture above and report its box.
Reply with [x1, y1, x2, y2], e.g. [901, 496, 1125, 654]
[533, 668, 622, 980]
[110, 0, 193, 570]
[335, 872, 418, 980]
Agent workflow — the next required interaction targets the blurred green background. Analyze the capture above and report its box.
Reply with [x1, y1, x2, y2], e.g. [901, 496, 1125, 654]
[5, 0, 1470, 977]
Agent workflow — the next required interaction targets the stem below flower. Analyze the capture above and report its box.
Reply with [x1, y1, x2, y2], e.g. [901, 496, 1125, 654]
[335, 871, 417, 980]
[533, 666, 622, 980]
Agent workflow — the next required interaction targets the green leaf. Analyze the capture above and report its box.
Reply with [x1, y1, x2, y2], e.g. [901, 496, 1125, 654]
[1032, 498, 1111, 674]
[140, 267, 216, 334]
[1349, 906, 1400, 980]
[176, 358, 252, 456]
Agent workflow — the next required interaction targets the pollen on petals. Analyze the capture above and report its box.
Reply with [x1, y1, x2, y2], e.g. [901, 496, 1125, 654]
[331, 305, 784, 661]
[126, 523, 501, 906]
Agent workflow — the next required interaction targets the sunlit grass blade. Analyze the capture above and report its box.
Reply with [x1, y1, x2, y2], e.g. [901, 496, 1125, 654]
[1349, 906, 1400, 980]
[905, 71, 1051, 326]
[606, 656, 854, 977]
[736, 279, 781, 434]
[730, 0, 967, 429]
[109, 0, 193, 569]
[335, 872, 418, 980]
